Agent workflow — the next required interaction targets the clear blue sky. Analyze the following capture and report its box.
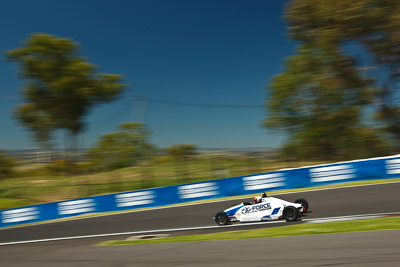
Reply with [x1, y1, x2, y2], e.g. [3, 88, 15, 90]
[0, 0, 294, 150]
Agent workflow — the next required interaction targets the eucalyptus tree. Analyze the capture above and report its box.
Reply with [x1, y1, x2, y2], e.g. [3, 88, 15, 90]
[284, 0, 400, 147]
[265, 0, 398, 159]
[7, 33, 126, 151]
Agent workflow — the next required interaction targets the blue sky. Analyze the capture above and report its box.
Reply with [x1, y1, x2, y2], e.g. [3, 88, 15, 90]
[0, 0, 294, 150]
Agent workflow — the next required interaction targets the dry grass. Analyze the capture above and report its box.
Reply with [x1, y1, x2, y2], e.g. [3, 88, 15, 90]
[0, 157, 327, 209]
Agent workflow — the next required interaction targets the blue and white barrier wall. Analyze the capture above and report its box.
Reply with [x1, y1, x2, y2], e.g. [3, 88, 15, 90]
[1, 154, 399, 228]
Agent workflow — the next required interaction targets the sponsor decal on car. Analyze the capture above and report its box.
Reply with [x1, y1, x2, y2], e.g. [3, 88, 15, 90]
[242, 173, 286, 191]
[385, 158, 400, 174]
[241, 203, 271, 214]
[178, 182, 219, 199]
[57, 199, 95, 215]
[115, 191, 155, 207]
[1, 207, 39, 224]
[309, 164, 355, 183]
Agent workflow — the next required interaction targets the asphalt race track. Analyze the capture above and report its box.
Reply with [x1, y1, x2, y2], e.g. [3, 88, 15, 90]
[1, 182, 400, 266]
[1, 182, 399, 244]
[1, 230, 399, 266]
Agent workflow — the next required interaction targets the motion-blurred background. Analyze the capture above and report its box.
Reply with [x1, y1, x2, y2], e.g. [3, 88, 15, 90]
[1, 0, 399, 210]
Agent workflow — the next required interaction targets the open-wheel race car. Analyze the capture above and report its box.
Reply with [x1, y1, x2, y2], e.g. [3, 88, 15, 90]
[214, 192, 309, 225]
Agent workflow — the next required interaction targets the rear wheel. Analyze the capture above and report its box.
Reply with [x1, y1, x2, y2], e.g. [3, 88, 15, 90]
[215, 212, 229, 226]
[294, 198, 309, 213]
[283, 206, 299, 222]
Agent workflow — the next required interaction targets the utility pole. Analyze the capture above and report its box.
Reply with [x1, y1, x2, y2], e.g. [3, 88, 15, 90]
[130, 94, 147, 148]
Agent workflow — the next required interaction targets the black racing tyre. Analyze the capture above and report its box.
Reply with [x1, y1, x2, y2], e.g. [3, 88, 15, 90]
[215, 212, 229, 226]
[283, 206, 299, 222]
[294, 198, 309, 213]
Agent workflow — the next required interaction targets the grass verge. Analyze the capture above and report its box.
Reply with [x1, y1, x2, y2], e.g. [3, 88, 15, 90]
[97, 216, 400, 246]
[0, 158, 326, 209]
[0, 198, 30, 210]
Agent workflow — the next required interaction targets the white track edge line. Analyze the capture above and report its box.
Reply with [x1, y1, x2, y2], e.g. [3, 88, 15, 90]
[0, 211, 399, 247]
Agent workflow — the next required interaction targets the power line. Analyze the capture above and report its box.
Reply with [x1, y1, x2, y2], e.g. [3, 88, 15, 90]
[90, 100, 132, 132]
[145, 97, 264, 109]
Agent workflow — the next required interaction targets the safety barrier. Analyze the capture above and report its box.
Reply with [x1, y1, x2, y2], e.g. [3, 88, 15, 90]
[1, 154, 399, 228]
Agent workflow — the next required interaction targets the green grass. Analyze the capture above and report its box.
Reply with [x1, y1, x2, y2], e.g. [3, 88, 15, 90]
[0, 198, 30, 210]
[96, 216, 400, 246]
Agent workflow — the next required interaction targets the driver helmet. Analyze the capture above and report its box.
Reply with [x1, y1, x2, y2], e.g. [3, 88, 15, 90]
[253, 196, 262, 204]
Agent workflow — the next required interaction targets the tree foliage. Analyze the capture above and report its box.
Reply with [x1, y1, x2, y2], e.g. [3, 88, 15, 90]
[265, 0, 398, 160]
[168, 144, 197, 161]
[0, 152, 16, 179]
[6, 33, 126, 148]
[285, 0, 400, 145]
[266, 46, 390, 160]
[87, 122, 155, 170]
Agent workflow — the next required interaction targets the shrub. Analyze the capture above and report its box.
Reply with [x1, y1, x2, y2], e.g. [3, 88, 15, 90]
[0, 152, 16, 179]
[48, 159, 80, 175]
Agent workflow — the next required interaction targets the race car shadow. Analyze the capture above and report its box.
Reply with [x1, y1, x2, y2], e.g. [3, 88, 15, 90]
[298, 210, 312, 221]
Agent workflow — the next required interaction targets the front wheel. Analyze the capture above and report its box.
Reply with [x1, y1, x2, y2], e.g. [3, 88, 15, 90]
[215, 212, 229, 226]
[294, 198, 309, 213]
[283, 206, 299, 222]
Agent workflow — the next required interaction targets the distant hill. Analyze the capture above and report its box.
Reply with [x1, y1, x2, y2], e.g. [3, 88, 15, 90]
[197, 147, 276, 156]
[3, 148, 85, 164]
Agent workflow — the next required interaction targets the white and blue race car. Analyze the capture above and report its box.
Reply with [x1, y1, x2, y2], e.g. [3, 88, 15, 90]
[214, 193, 309, 225]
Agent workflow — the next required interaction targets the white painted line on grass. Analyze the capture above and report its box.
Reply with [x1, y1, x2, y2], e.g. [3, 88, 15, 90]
[0, 211, 398, 247]
[307, 216, 381, 224]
